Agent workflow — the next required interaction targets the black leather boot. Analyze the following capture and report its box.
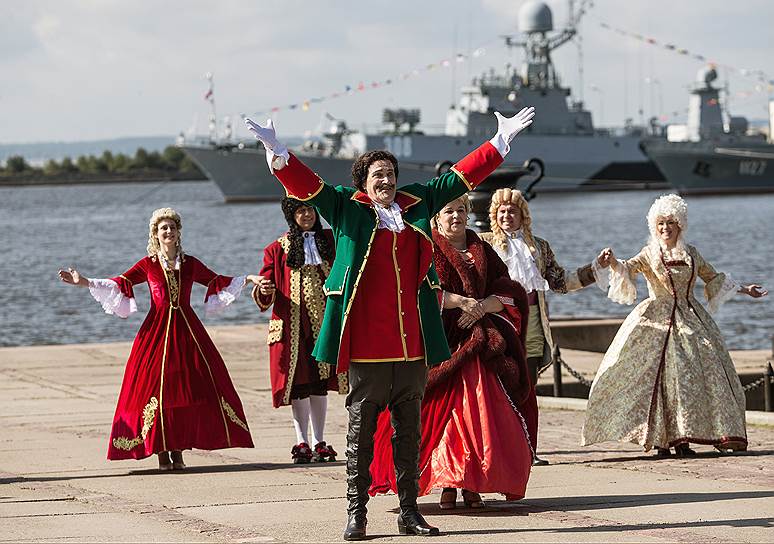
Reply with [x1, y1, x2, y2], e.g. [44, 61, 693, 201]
[392, 399, 439, 536]
[397, 509, 439, 536]
[343, 513, 367, 541]
[343, 400, 380, 541]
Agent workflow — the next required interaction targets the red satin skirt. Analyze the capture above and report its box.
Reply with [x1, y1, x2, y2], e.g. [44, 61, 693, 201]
[369, 355, 532, 498]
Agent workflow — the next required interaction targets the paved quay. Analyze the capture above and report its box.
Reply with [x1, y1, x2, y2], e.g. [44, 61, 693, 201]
[1, 324, 773, 543]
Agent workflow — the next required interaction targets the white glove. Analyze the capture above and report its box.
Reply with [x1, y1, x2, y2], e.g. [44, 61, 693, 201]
[244, 117, 290, 172]
[489, 106, 536, 157]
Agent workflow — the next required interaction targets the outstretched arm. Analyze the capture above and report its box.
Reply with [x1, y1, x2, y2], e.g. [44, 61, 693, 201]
[59, 260, 146, 318]
[244, 117, 342, 223]
[424, 107, 535, 215]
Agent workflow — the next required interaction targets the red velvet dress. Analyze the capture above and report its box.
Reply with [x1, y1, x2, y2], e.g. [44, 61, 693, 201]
[97, 255, 254, 460]
[368, 230, 533, 498]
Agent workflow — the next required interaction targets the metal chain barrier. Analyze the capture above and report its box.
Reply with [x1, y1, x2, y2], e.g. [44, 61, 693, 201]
[744, 373, 773, 392]
[557, 355, 593, 388]
[544, 350, 772, 397]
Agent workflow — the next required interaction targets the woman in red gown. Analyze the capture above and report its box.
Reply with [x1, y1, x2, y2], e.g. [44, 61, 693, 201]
[368, 195, 533, 508]
[58, 207, 258, 470]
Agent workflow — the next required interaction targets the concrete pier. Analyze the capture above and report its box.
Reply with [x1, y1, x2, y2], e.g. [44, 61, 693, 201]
[1, 324, 773, 543]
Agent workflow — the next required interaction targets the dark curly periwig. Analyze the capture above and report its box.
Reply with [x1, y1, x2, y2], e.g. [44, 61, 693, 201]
[351, 150, 399, 192]
[281, 197, 334, 269]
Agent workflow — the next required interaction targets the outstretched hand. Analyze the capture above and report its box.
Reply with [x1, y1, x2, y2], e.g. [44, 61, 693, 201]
[741, 284, 768, 298]
[494, 106, 536, 143]
[245, 118, 280, 149]
[58, 267, 86, 287]
[597, 247, 615, 268]
[244, 117, 288, 170]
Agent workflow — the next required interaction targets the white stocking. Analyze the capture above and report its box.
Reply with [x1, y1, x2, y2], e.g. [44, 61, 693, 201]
[291, 397, 311, 444]
[309, 394, 328, 445]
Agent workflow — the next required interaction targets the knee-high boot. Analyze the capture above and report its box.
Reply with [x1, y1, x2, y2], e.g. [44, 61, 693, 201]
[343, 400, 380, 540]
[391, 399, 438, 536]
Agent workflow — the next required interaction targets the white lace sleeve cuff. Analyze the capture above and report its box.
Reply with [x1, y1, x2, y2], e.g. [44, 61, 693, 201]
[608, 260, 637, 305]
[493, 295, 515, 306]
[88, 279, 137, 319]
[706, 274, 739, 314]
[205, 275, 246, 316]
[591, 258, 611, 292]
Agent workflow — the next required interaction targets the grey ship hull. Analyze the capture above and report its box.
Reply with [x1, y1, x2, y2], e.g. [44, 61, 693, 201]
[183, 133, 664, 202]
[642, 140, 774, 195]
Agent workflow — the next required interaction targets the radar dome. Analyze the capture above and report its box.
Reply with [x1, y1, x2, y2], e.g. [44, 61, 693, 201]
[518, 1, 553, 33]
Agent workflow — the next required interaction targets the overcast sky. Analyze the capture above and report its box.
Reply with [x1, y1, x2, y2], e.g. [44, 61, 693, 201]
[2, 0, 773, 143]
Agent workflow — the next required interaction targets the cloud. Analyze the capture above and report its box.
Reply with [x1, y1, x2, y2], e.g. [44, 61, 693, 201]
[1, 0, 772, 143]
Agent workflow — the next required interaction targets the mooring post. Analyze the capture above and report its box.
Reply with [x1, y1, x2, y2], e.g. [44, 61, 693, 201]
[765, 361, 773, 413]
[552, 344, 563, 397]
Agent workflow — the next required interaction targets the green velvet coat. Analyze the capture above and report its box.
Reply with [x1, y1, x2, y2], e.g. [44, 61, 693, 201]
[273, 143, 502, 371]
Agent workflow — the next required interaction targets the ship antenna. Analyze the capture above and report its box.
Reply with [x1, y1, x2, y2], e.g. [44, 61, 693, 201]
[205, 72, 217, 144]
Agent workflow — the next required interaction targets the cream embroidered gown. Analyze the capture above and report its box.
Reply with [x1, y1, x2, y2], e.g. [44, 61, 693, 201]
[582, 244, 747, 451]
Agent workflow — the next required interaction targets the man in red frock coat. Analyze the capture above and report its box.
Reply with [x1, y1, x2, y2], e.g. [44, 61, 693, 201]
[246, 107, 535, 540]
[253, 198, 346, 463]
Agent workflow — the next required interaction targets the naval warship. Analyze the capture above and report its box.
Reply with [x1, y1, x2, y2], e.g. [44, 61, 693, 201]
[641, 66, 774, 195]
[181, 1, 664, 202]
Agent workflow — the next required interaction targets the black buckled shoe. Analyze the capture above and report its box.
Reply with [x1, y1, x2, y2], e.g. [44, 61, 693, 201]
[343, 513, 367, 541]
[397, 510, 439, 536]
[675, 443, 697, 457]
[532, 455, 549, 466]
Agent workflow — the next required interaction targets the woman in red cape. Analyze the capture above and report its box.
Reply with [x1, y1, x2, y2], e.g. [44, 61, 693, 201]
[368, 195, 533, 508]
[59, 207, 257, 470]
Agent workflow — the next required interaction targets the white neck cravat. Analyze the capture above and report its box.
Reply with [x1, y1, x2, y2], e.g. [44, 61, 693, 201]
[374, 201, 405, 232]
[497, 230, 549, 292]
[302, 231, 322, 265]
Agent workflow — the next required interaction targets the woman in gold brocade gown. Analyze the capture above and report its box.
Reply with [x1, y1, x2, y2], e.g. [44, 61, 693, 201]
[582, 194, 767, 457]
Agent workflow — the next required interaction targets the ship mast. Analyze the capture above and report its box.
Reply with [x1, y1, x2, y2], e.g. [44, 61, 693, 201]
[504, 0, 591, 91]
[205, 72, 218, 144]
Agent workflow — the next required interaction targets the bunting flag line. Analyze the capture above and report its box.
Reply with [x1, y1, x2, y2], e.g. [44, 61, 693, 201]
[238, 46, 490, 120]
[599, 21, 774, 90]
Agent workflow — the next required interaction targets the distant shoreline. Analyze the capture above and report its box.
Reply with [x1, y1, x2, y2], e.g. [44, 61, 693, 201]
[0, 171, 208, 188]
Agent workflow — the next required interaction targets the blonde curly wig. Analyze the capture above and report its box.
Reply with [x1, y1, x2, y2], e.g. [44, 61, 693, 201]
[646, 194, 688, 258]
[488, 188, 537, 255]
[147, 207, 183, 258]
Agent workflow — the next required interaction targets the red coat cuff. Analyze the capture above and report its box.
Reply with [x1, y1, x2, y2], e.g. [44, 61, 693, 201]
[251, 284, 275, 311]
[274, 153, 326, 201]
[451, 141, 504, 189]
[110, 275, 135, 299]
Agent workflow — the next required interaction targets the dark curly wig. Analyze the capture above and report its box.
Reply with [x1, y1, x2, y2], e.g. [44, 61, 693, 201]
[281, 197, 334, 269]
[351, 150, 399, 192]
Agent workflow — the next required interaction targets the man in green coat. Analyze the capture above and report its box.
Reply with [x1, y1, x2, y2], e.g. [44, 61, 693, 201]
[246, 106, 535, 540]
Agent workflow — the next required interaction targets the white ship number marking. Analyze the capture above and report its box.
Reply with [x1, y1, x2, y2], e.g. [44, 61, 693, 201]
[738, 160, 767, 176]
[384, 136, 413, 158]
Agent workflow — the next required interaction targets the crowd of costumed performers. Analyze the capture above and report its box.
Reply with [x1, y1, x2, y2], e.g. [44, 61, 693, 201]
[56, 104, 767, 541]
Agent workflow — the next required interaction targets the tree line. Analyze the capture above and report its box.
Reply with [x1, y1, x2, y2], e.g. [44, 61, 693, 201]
[1, 146, 204, 178]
